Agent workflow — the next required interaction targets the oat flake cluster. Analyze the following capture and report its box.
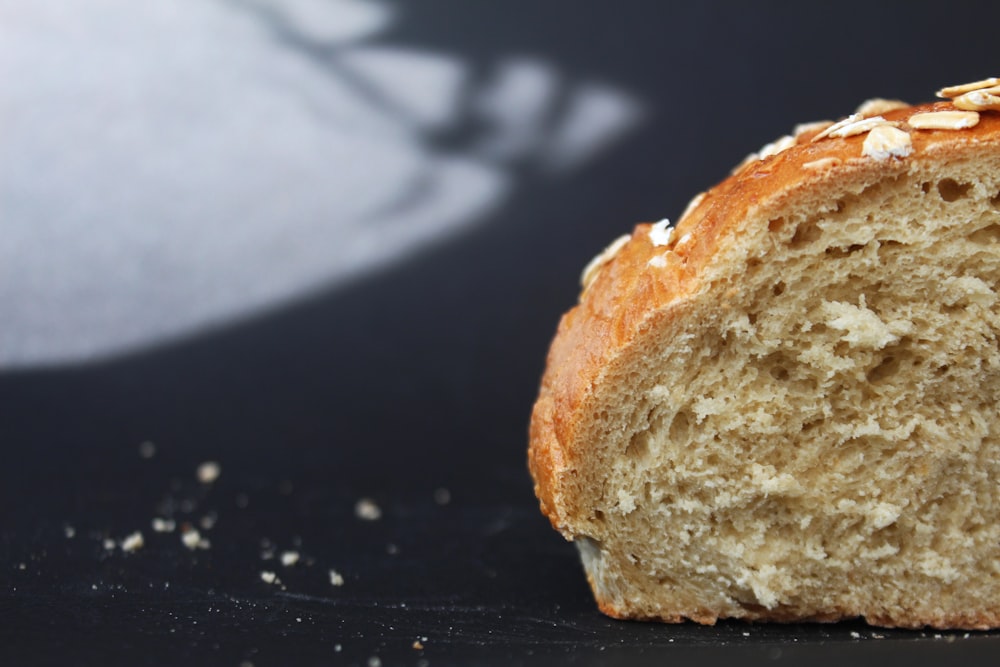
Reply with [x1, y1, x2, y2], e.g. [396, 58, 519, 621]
[578, 78, 997, 291]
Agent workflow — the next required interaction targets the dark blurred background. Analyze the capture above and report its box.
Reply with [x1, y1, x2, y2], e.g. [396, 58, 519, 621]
[2, 1, 1000, 665]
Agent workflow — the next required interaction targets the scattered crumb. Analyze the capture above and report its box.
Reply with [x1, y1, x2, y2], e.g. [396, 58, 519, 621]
[181, 529, 210, 550]
[17, 563, 26, 571]
[152, 518, 176, 533]
[199, 513, 218, 531]
[280, 551, 300, 567]
[260, 571, 279, 585]
[138, 441, 157, 459]
[91, 584, 98, 590]
[368, 657, 382, 667]
[240, 661, 254, 667]
[102, 538, 116, 551]
[850, 631, 861, 639]
[355, 498, 382, 521]
[742, 631, 750, 637]
[121, 531, 145, 553]
[334, 644, 342, 653]
[329, 569, 345, 587]
[196, 461, 221, 484]
[260, 548, 275, 561]
[64, 525, 76, 539]
[433, 487, 451, 506]
[412, 640, 424, 650]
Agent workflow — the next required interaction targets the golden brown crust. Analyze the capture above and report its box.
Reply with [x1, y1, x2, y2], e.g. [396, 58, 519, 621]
[527, 99, 1000, 626]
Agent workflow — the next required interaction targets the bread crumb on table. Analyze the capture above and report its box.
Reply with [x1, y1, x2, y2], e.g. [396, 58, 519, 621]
[151, 518, 176, 533]
[329, 569, 345, 586]
[181, 529, 210, 550]
[196, 461, 221, 484]
[121, 531, 144, 553]
[280, 551, 300, 567]
[354, 498, 382, 521]
[433, 487, 451, 505]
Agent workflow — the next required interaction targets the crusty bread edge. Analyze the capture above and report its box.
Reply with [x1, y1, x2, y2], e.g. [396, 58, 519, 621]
[528, 101, 1000, 628]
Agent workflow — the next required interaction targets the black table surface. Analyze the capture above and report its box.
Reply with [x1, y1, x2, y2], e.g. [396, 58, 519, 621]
[4, 2, 1000, 665]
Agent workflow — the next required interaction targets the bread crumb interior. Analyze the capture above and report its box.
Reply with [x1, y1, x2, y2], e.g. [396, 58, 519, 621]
[580, 157, 1000, 626]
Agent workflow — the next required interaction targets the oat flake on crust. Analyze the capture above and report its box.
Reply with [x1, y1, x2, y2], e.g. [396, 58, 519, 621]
[936, 77, 1000, 99]
[909, 110, 980, 130]
[862, 124, 912, 160]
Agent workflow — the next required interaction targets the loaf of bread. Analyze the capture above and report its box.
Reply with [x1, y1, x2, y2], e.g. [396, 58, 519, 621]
[528, 79, 1000, 629]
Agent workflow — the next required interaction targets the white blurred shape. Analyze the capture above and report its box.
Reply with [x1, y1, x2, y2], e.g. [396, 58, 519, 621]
[256, 0, 391, 43]
[542, 82, 645, 172]
[338, 47, 468, 130]
[475, 58, 559, 161]
[0, 0, 642, 368]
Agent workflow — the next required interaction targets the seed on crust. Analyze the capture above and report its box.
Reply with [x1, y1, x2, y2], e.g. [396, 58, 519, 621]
[811, 114, 882, 141]
[936, 77, 1000, 99]
[952, 90, 1000, 112]
[648, 219, 674, 247]
[862, 125, 912, 160]
[908, 110, 980, 130]
[581, 234, 631, 290]
[855, 98, 908, 117]
[758, 135, 796, 160]
[811, 114, 861, 141]
[793, 120, 834, 140]
[803, 157, 841, 171]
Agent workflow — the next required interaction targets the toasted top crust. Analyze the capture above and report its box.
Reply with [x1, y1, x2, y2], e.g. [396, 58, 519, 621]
[528, 100, 1000, 537]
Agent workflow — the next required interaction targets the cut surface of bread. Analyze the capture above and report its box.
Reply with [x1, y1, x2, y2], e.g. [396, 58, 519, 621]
[529, 88, 1000, 629]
